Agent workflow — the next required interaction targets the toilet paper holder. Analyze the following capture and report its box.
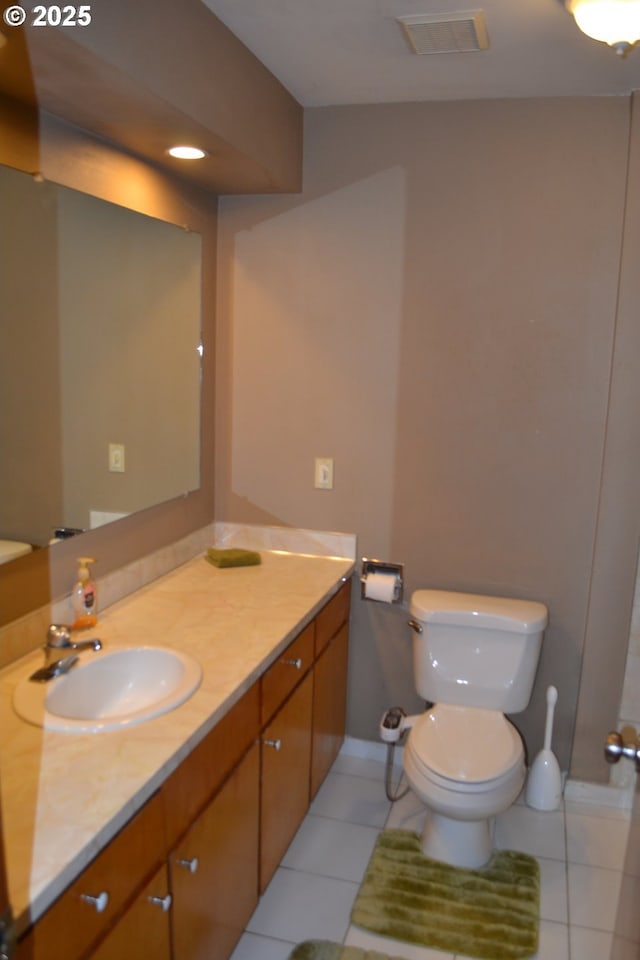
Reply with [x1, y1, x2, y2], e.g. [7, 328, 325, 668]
[360, 558, 404, 603]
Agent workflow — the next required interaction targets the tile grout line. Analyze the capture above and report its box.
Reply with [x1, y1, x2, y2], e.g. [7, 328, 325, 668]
[563, 800, 573, 960]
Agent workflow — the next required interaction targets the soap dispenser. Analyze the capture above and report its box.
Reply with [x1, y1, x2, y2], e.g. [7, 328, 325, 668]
[72, 557, 98, 629]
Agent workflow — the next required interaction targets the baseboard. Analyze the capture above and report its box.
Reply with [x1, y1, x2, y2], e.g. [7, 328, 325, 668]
[564, 777, 634, 810]
[341, 735, 403, 764]
[341, 737, 634, 811]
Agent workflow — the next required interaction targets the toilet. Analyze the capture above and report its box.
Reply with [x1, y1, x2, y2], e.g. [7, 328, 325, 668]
[401, 589, 548, 869]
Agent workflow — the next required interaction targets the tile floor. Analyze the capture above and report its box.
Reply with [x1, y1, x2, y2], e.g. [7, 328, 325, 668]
[230, 750, 631, 960]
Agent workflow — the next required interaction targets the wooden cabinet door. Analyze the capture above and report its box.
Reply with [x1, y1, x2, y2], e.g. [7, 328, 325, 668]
[162, 683, 260, 851]
[310, 622, 349, 799]
[260, 672, 313, 892]
[17, 792, 165, 960]
[170, 743, 260, 960]
[90, 865, 171, 960]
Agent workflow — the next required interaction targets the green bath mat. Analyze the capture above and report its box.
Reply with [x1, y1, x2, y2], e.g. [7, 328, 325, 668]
[351, 829, 540, 960]
[288, 942, 403, 960]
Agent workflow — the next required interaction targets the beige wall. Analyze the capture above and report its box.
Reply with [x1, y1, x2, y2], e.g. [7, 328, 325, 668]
[216, 96, 639, 778]
[3, 84, 639, 781]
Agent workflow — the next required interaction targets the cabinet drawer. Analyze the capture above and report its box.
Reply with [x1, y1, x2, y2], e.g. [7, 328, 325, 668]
[17, 791, 165, 960]
[261, 622, 314, 726]
[315, 579, 351, 656]
[162, 681, 260, 849]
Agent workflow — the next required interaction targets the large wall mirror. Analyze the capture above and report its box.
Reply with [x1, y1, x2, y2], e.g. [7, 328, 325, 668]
[0, 163, 202, 564]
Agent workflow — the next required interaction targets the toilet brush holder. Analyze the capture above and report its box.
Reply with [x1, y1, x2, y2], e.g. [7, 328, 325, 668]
[525, 685, 562, 811]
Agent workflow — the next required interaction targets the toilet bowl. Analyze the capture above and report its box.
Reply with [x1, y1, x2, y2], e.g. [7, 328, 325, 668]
[403, 704, 526, 867]
[401, 589, 548, 868]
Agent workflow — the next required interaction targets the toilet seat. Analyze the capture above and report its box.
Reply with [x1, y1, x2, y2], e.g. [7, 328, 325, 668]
[407, 704, 523, 786]
[403, 703, 526, 867]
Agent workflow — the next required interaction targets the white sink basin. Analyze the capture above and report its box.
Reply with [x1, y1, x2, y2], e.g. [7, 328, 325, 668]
[13, 646, 202, 733]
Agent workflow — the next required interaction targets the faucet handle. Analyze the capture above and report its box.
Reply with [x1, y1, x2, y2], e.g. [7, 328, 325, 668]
[47, 624, 73, 647]
[30, 653, 79, 683]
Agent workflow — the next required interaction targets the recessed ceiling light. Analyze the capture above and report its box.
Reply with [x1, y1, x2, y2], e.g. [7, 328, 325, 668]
[167, 145, 207, 160]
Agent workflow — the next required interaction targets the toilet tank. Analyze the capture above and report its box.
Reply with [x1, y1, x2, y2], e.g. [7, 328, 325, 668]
[409, 590, 548, 713]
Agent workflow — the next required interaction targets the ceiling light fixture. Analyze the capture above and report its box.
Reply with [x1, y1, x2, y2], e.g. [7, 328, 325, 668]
[566, 0, 640, 56]
[167, 145, 207, 160]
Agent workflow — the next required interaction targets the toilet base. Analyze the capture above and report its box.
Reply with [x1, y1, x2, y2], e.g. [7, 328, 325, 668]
[421, 812, 493, 869]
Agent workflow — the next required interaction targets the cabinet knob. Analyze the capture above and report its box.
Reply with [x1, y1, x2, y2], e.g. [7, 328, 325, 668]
[281, 657, 303, 670]
[148, 893, 172, 912]
[80, 891, 109, 913]
[263, 738, 282, 751]
[177, 856, 199, 874]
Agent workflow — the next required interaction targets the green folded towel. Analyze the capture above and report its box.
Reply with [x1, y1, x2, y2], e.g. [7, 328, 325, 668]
[205, 547, 261, 568]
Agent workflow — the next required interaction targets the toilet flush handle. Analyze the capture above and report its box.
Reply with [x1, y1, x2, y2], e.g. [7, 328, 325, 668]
[407, 619, 422, 634]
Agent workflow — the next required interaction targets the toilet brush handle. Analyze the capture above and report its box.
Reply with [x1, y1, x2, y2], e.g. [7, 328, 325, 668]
[543, 686, 558, 751]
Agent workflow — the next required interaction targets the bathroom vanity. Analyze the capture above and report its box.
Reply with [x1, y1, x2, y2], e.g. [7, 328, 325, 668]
[0, 540, 353, 960]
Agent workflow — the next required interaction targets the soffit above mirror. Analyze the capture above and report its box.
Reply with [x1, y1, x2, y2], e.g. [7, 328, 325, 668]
[0, 0, 303, 194]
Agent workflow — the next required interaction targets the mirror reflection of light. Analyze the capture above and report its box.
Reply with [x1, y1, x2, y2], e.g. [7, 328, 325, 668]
[197, 342, 204, 357]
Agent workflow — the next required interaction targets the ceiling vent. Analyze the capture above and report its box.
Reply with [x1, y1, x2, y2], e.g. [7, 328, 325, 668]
[397, 10, 490, 55]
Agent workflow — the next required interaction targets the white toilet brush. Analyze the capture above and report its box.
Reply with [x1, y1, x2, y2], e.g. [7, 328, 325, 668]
[525, 685, 562, 811]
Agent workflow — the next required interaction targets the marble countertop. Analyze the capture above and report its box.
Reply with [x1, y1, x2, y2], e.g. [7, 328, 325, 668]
[0, 543, 354, 932]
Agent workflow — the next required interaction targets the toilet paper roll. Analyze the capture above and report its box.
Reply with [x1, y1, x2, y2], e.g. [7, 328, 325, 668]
[364, 572, 397, 603]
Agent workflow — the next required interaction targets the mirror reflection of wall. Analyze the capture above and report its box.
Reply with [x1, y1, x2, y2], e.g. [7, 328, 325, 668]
[0, 165, 202, 554]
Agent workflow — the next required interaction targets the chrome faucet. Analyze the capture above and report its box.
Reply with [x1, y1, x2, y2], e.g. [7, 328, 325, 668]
[44, 623, 102, 666]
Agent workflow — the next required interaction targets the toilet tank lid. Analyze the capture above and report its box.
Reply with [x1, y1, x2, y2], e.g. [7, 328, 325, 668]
[410, 590, 548, 634]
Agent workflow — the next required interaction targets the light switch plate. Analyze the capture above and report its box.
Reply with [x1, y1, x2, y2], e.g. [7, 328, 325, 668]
[109, 443, 125, 473]
[314, 457, 334, 490]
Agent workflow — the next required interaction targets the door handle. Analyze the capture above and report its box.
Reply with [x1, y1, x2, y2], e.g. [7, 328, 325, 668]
[604, 730, 640, 772]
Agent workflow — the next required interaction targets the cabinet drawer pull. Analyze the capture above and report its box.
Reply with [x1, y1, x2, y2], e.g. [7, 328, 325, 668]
[148, 893, 172, 912]
[281, 657, 303, 669]
[80, 891, 109, 913]
[263, 738, 282, 751]
[177, 856, 199, 874]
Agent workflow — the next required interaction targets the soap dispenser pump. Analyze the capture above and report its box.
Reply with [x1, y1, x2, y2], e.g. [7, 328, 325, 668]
[72, 557, 98, 629]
